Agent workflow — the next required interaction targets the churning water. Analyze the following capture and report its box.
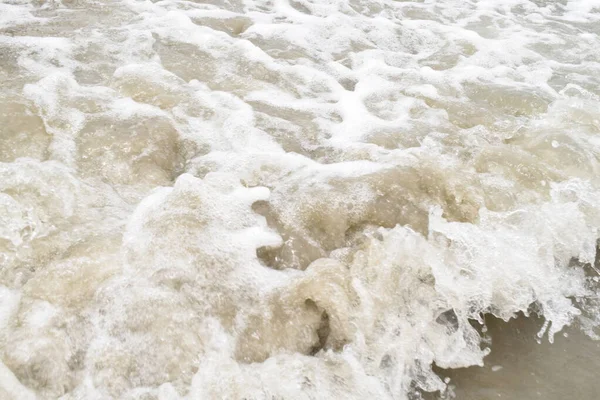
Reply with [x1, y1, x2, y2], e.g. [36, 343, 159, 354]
[1, 0, 600, 399]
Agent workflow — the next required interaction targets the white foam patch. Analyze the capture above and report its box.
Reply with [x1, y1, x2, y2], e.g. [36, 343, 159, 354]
[0, 3, 41, 30]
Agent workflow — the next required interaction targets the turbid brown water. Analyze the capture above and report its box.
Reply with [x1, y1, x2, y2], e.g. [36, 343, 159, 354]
[434, 315, 600, 399]
[1, 0, 600, 399]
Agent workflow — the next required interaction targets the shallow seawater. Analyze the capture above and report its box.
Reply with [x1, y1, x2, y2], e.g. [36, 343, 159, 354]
[1, 0, 600, 399]
[434, 315, 600, 400]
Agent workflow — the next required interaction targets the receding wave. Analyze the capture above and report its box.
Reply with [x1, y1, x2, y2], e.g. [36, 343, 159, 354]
[1, 0, 600, 399]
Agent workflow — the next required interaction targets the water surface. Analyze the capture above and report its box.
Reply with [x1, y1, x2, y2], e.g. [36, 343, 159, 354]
[1, 0, 600, 399]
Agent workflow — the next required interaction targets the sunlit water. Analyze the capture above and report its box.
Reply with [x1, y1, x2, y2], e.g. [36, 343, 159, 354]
[1, 0, 600, 399]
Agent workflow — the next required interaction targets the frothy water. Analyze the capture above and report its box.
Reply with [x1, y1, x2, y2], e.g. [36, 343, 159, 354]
[1, 0, 600, 399]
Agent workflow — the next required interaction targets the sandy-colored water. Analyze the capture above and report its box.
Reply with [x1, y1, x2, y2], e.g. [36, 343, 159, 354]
[1, 0, 600, 399]
[436, 315, 600, 399]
